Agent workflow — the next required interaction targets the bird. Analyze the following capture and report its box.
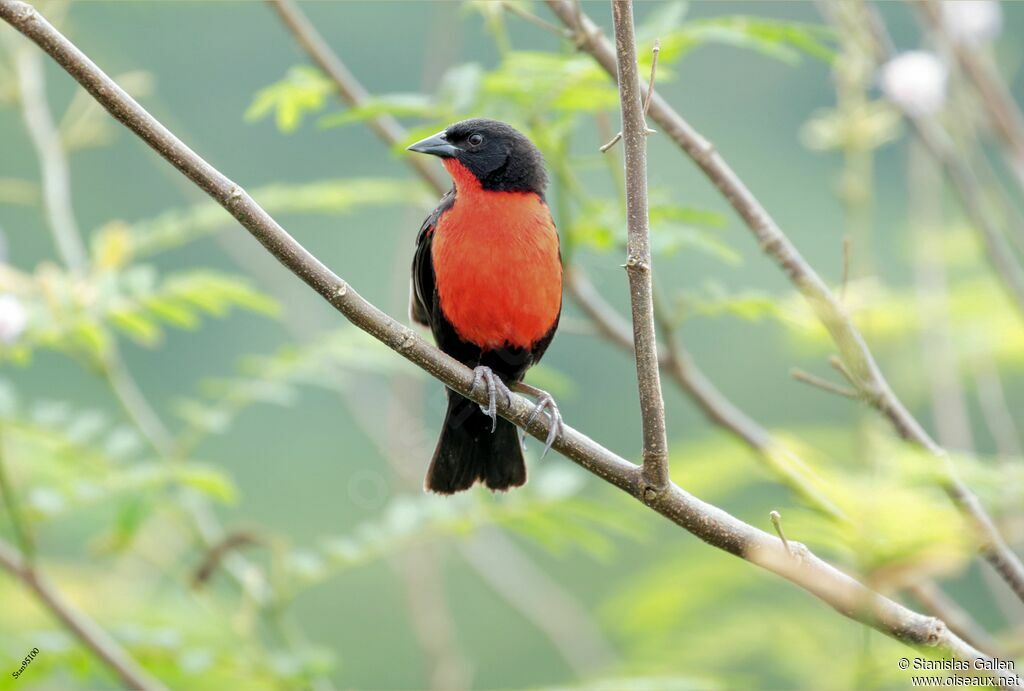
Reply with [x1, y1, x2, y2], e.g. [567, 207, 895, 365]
[407, 118, 563, 494]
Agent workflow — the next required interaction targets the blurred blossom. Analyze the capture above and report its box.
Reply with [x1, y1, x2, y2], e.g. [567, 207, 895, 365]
[0, 294, 28, 345]
[880, 51, 948, 118]
[942, 0, 1003, 45]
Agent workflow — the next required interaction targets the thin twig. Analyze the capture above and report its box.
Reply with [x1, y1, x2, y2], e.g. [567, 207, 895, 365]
[499, 0, 572, 39]
[914, 0, 1024, 194]
[1, 0, 1008, 667]
[769, 510, 792, 555]
[840, 235, 851, 302]
[861, 3, 1024, 323]
[191, 530, 265, 588]
[909, 137, 976, 451]
[790, 368, 860, 400]
[0, 538, 165, 690]
[974, 359, 1024, 462]
[546, 0, 1024, 603]
[13, 47, 88, 271]
[611, 0, 669, 491]
[600, 38, 658, 153]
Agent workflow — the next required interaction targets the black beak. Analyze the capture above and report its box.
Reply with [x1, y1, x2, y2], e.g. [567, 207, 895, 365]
[407, 131, 460, 158]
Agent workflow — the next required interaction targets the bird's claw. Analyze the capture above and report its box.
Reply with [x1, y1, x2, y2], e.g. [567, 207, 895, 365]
[471, 366, 512, 433]
[522, 390, 563, 459]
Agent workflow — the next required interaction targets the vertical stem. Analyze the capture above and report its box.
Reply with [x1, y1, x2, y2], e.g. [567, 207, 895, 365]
[610, 0, 669, 490]
[14, 48, 88, 271]
[909, 139, 975, 451]
[0, 427, 34, 561]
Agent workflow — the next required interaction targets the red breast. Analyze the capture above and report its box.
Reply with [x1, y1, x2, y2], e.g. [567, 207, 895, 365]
[431, 159, 562, 351]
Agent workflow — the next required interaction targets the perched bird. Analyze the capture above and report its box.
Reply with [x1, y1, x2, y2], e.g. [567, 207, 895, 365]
[407, 119, 563, 494]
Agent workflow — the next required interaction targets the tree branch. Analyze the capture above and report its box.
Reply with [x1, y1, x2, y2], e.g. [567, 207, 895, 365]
[914, 0, 1024, 193]
[8, 30, 274, 609]
[0, 543, 164, 690]
[268, 0, 449, 196]
[547, 0, 1024, 605]
[573, 247, 1001, 656]
[854, 1, 1024, 322]
[611, 0, 669, 491]
[0, 0, 1012, 670]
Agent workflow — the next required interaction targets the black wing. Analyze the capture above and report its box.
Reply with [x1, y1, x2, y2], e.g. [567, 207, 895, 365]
[410, 189, 454, 327]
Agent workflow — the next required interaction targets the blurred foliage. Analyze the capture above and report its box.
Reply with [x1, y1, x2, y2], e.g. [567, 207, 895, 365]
[1, 2, 1023, 690]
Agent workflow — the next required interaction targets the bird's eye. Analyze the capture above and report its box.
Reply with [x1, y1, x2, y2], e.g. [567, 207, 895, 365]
[468, 133, 484, 147]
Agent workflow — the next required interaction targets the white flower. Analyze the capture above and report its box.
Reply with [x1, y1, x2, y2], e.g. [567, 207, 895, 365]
[942, 0, 1003, 46]
[0, 295, 28, 345]
[880, 51, 948, 118]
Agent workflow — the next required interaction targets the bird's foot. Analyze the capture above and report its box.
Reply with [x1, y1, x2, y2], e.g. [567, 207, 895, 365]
[514, 382, 563, 459]
[471, 366, 513, 433]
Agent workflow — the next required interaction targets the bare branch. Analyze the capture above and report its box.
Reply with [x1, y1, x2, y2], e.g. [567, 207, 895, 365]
[268, 0, 448, 196]
[547, 0, 1024, 604]
[974, 359, 1024, 462]
[0, 540, 165, 690]
[9, 31, 273, 608]
[914, 0, 1024, 193]
[1, 0, 1011, 667]
[499, 0, 573, 39]
[576, 243, 1001, 656]
[858, 3, 1024, 322]
[908, 581, 1006, 660]
[611, 0, 670, 491]
[13, 47, 88, 271]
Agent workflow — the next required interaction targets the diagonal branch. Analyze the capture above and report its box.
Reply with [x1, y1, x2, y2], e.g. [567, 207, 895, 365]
[8, 31, 273, 609]
[546, 0, 1024, 606]
[0, 540, 166, 690]
[268, 0, 449, 196]
[1, 0, 1014, 671]
[914, 0, 1024, 193]
[610, 0, 669, 491]
[852, 1, 1024, 321]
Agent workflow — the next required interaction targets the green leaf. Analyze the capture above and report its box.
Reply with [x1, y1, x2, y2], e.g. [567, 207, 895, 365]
[246, 66, 334, 133]
[658, 16, 836, 66]
[637, 1, 690, 45]
[120, 178, 427, 259]
[482, 51, 619, 115]
[175, 464, 239, 504]
[318, 94, 439, 129]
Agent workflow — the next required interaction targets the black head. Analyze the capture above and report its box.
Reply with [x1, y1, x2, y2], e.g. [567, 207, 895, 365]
[407, 119, 547, 194]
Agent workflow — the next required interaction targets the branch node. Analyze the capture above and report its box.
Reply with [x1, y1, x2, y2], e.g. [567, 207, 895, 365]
[12, 0, 33, 22]
[224, 185, 244, 208]
[334, 281, 349, 298]
[395, 327, 417, 352]
[827, 355, 860, 388]
[693, 140, 717, 165]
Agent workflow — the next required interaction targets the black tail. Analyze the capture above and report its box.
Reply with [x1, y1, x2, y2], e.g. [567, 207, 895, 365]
[426, 390, 526, 494]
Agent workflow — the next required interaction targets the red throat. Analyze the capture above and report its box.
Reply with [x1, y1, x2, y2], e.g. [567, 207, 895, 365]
[431, 160, 562, 351]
